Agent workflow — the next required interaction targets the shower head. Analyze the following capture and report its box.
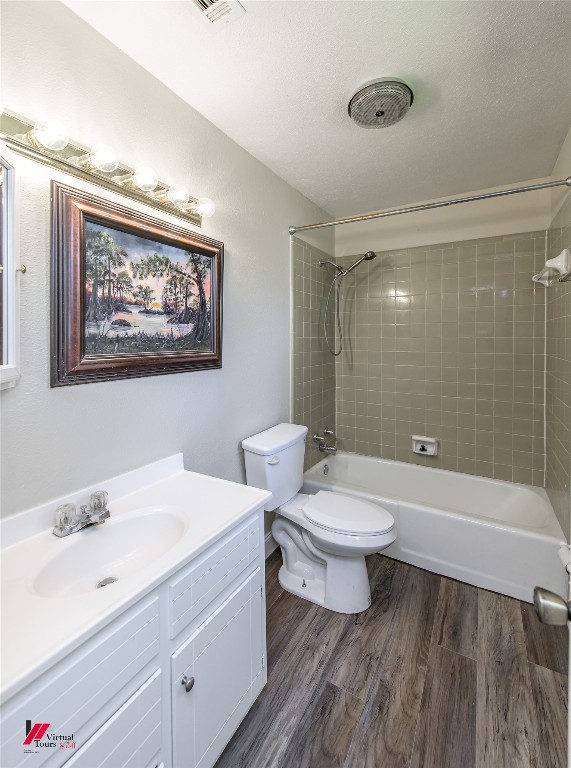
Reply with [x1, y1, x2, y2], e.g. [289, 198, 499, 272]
[348, 80, 413, 129]
[319, 258, 344, 274]
[343, 250, 377, 275]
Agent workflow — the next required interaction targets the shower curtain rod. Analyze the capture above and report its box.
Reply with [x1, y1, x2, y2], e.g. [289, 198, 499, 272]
[288, 176, 571, 234]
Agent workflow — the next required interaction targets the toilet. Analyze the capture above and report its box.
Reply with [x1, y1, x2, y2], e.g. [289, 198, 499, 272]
[242, 423, 396, 614]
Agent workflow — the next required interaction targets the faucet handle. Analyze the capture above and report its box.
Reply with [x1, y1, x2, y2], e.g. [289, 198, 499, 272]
[55, 503, 76, 529]
[323, 428, 335, 436]
[89, 490, 108, 512]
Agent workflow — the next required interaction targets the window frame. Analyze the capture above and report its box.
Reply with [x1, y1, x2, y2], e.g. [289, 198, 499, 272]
[0, 145, 21, 390]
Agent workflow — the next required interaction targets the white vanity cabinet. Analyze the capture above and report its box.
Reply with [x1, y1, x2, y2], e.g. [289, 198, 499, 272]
[63, 670, 163, 768]
[1, 596, 162, 768]
[172, 569, 264, 768]
[0, 508, 267, 768]
[169, 514, 265, 768]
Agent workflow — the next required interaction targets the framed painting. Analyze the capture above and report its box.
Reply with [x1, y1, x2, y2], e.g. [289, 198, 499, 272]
[51, 182, 223, 386]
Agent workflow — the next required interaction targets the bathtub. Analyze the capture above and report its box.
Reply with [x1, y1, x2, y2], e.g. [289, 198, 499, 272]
[302, 452, 567, 602]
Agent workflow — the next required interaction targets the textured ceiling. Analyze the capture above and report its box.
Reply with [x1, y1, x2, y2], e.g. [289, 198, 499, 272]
[65, 0, 571, 217]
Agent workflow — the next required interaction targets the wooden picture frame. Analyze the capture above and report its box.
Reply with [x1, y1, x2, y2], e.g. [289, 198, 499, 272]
[51, 182, 223, 386]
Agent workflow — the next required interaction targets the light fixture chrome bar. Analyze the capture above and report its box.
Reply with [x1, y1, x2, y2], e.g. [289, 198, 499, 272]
[0, 110, 203, 228]
[289, 177, 571, 235]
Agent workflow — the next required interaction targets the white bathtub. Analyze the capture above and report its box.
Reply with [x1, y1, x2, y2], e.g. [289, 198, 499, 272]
[302, 452, 567, 602]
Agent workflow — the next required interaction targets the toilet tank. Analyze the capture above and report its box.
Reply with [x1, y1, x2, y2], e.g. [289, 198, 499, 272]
[242, 423, 308, 511]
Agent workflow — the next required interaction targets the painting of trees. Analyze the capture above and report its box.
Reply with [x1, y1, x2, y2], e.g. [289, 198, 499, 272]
[82, 219, 214, 357]
[114, 271, 134, 307]
[53, 182, 222, 385]
[161, 273, 193, 319]
[85, 230, 118, 320]
[132, 285, 155, 309]
[186, 252, 210, 343]
[130, 250, 211, 341]
[85, 228, 131, 321]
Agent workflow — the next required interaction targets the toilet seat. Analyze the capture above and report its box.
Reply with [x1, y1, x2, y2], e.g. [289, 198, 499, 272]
[275, 492, 398, 611]
[300, 491, 394, 536]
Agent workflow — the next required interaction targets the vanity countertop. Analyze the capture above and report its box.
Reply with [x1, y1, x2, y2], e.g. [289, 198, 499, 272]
[0, 455, 271, 700]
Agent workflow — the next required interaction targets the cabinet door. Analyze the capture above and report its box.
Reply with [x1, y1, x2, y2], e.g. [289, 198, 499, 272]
[1, 596, 159, 768]
[172, 568, 263, 768]
[62, 671, 161, 768]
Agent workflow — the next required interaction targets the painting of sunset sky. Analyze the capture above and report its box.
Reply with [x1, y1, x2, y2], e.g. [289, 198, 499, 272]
[84, 220, 212, 356]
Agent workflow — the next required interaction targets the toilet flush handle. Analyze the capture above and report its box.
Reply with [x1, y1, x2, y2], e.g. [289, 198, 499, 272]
[268, 456, 280, 465]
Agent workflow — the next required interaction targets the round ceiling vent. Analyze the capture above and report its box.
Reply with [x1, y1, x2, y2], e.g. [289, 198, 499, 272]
[348, 80, 414, 129]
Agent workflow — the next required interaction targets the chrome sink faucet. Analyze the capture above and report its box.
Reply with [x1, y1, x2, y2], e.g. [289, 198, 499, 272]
[53, 491, 110, 537]
[313, 428, 337, 455]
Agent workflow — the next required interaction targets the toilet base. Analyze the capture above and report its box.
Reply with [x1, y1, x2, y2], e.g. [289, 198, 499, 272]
[272, 516, 373, 614]
[277, 564, 325, 608]
[277, 562, 372, 614]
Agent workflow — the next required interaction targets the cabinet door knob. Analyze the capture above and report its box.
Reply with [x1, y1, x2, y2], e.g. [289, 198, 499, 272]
[181, 675, 195, 692]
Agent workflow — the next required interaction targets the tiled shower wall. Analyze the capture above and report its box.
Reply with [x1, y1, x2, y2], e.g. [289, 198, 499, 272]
[334, 232, 547, 485]
[546, 196, 571, 537]
[291, 237, 336, 469]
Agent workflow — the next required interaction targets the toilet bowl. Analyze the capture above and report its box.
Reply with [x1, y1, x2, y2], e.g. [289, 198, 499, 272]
[242, 423, 397, 614]
[273, 491, 396, 613]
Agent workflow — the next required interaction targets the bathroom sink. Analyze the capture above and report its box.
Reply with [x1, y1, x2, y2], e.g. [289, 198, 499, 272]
[32, 506, 188, 598]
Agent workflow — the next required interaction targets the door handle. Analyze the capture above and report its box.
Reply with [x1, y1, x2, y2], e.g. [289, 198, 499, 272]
[533, 587, 570, 626]
[181, 675, 195, 692]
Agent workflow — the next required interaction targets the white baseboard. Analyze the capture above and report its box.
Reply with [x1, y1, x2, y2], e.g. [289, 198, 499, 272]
[265, 531, 278, 559]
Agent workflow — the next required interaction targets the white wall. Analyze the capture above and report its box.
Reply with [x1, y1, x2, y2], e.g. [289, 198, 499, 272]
[0, 0, 332, 517]
[335, 177, 552, 257]
[551, 123, 571, 224]
[334, 121, 571, 257]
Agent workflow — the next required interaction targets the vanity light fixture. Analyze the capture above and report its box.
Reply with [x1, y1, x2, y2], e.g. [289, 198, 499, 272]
[192, 197, 216, 218]
[25, 118, 69, 151]
[133, 166, 159, 192]
[70, 143, 119, 173]
[113, 165, 159, 192]
[151, 184, 190, 207]
[0, 109, 216, 228]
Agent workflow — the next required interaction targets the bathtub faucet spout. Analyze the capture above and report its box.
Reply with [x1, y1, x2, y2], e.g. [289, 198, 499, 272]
[313, 428, 337, 455]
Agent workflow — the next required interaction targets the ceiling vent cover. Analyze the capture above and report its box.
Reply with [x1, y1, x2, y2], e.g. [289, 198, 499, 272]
[348, 80, 413, 129]
[190, 0, 246, 26]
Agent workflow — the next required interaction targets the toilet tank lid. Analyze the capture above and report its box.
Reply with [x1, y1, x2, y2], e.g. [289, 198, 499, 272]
[242, 423, 308, 456]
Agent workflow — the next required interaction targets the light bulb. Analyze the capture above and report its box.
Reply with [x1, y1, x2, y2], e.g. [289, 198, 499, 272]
[72, 143, 119, 172]
[30, 119, 69, 151]
[88, 144, 118, 173]
[166, 184, 190, 206]
[132, 166, 158, 192]
[194, 197, 215, 218]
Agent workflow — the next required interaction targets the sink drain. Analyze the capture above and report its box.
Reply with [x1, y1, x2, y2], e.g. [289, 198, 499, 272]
[96, 576, 118, 589]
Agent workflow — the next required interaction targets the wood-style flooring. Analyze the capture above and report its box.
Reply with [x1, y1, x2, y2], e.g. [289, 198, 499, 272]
[216, 552, 568, 768]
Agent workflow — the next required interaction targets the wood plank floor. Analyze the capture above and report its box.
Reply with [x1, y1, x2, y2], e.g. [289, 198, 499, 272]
[216, 553, 568, 768]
